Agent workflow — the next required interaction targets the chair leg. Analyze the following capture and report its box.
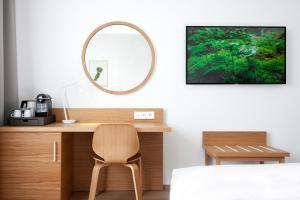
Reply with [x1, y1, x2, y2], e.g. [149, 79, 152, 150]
[138, 158, 143, 191]
[96, 166, 107, 195]
[125, 163, 142, 200]
[88, 163, 107, 200]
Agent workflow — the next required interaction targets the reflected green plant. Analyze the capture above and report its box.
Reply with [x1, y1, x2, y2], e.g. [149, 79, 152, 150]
[94, 67, 103, 81]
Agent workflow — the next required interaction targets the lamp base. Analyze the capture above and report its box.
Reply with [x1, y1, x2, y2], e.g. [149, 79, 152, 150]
[62, 119, 76, 124]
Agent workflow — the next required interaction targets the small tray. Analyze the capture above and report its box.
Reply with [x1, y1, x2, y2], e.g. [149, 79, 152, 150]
[7, 115, 56, 126]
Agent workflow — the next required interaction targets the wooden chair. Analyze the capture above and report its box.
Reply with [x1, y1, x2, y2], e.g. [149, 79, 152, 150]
[88, 124, 142, 200]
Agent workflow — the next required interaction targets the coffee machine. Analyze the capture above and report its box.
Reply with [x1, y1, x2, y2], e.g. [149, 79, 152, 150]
[35, 94, 52, 117]
[7, 93, 55, 126]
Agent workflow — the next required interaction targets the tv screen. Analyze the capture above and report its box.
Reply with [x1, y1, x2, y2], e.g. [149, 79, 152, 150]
[186, 26, 286, 84]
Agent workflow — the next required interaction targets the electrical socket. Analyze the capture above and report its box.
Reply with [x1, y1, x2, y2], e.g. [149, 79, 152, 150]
[134, 111, 155, 120]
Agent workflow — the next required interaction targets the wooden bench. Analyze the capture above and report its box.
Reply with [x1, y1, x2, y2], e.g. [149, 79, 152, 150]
[203, 131, 290, 165]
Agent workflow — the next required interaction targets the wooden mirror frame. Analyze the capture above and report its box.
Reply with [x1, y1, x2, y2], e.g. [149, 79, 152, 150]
[82, 21, 156, 95]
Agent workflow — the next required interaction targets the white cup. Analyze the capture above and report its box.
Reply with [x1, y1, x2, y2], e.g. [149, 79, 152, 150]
[11, 110, 22, 118]
[29, 108, 35, 117]
[23, 109, 32, 118]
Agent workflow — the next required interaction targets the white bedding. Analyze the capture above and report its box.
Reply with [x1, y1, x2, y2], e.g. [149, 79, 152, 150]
[170, 163, 300, 200]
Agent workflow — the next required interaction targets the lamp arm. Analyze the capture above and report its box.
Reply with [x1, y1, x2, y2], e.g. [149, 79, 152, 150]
[61, 88, 69, 120]
[59, 81, 79, 123]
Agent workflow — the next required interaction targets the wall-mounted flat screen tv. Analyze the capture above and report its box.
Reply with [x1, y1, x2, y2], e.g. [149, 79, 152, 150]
[186, 26, 286, 84]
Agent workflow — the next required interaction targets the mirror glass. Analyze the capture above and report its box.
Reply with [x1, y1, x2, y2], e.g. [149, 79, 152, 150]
[83, 22, 154, 94]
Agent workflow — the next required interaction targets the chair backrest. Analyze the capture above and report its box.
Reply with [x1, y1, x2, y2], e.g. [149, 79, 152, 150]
[92, 124, 140, 163]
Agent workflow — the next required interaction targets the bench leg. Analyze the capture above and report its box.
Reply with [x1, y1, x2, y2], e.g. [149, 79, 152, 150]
[259, 161, 264, 164]
[205, 152, 211, 165]
[279, 158, 285, 163]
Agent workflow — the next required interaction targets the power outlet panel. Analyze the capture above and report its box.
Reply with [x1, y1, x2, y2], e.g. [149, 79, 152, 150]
[134, 111, 155, 120]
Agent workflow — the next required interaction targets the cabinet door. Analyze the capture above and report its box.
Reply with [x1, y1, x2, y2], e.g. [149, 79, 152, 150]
[0, 132, 61, 200]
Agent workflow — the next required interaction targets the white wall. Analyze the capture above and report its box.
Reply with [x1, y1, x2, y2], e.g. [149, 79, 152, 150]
[15, 0, 300, 184]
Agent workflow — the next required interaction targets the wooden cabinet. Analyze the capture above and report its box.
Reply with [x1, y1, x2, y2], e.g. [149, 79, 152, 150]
[0, 132, 62, 200]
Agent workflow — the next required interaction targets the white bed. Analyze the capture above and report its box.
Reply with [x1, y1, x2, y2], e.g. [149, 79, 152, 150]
[170, 163, 300, 200]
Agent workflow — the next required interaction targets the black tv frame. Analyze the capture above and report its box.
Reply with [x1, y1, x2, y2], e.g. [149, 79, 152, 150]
[186, 26, 287, 84]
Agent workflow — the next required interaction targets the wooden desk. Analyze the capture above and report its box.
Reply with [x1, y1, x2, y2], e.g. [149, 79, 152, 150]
[0, 108, 172, 200]
[203, 131, 290, 165]
[0, 122, 171, 133]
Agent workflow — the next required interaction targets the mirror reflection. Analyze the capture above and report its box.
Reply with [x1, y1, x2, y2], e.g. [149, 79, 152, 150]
[83, 23, 154, 94]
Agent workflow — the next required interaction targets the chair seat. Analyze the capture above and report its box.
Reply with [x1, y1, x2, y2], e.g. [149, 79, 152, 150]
[128, 153, 142, 163]
[94, 153, 141, 164]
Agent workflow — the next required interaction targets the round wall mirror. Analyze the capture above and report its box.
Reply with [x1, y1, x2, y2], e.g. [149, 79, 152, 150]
[82, 21, 155, 94]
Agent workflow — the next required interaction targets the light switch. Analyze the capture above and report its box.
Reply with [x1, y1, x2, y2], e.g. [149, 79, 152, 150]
[134, 111, 155, 120]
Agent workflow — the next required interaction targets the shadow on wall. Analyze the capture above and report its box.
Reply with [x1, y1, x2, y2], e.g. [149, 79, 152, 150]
[164, 129, 203, 182]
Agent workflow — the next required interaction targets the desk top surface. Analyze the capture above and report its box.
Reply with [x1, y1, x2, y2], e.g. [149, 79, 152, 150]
[0, 122, 172, 133]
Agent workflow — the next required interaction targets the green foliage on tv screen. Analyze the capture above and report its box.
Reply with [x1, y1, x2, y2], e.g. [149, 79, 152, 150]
[187, 27, 286, 83]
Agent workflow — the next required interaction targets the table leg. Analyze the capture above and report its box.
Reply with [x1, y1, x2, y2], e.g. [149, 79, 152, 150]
[216, 159, 221, 165]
